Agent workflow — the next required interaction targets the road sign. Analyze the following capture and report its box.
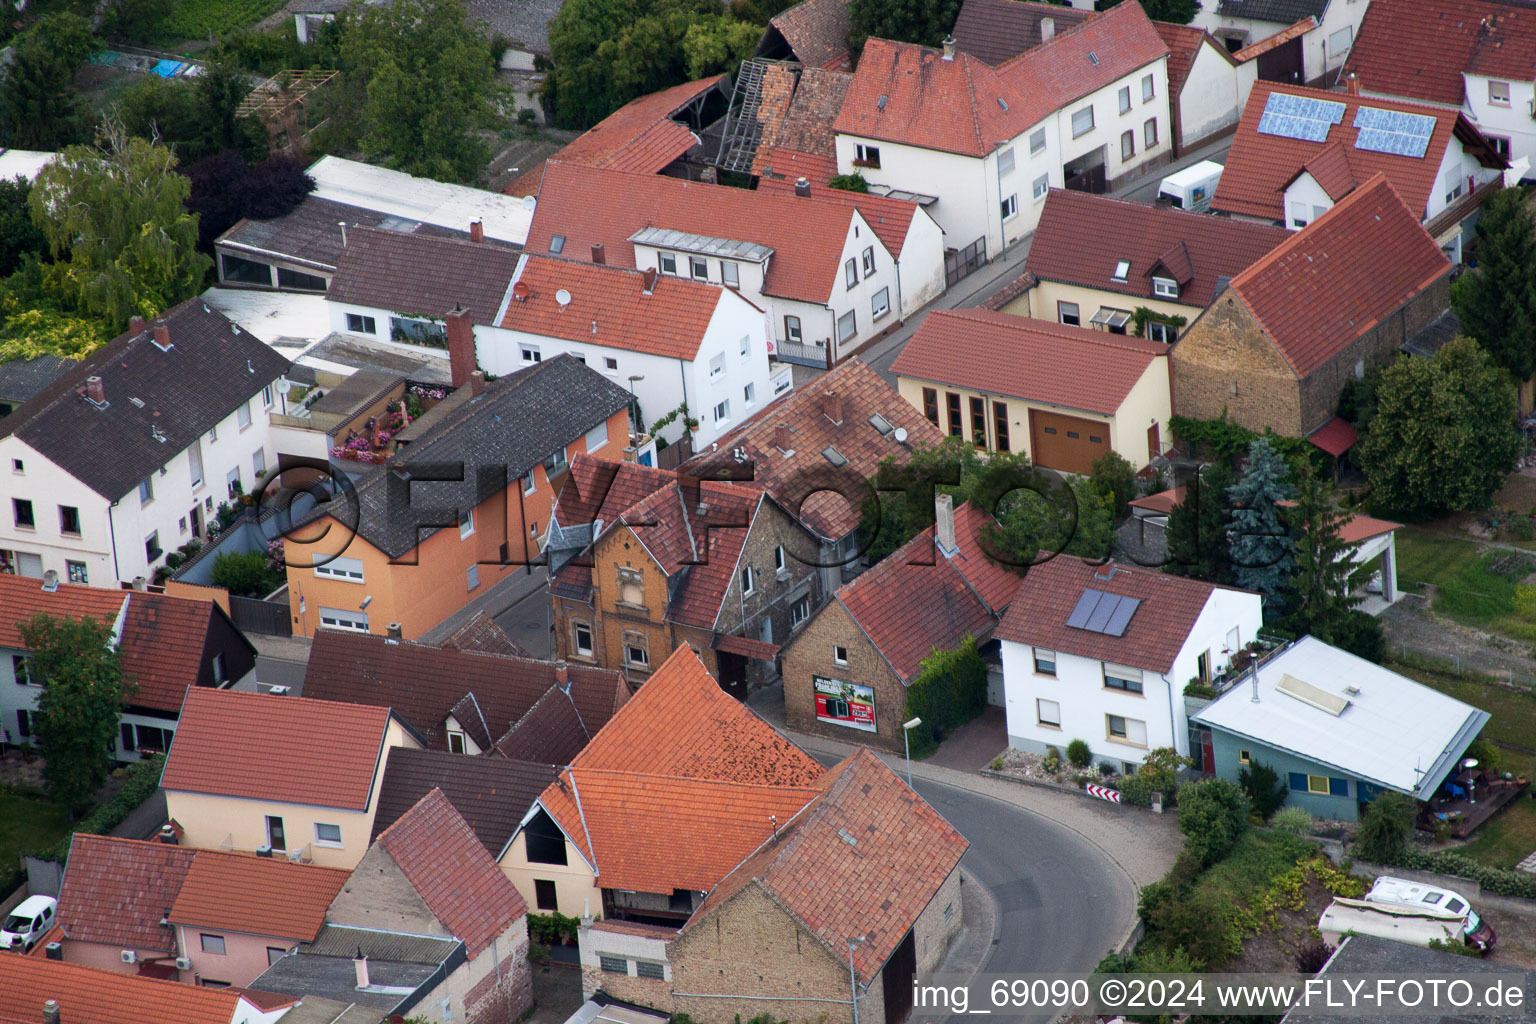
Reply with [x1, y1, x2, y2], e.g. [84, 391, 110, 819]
[1085, 783, 1122, 803]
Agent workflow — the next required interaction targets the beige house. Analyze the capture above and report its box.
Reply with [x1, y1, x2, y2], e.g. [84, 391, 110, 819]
[161, 687, 422, 869]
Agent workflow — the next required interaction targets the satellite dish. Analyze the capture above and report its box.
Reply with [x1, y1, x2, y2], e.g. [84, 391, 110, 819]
[555, 289, 572, 308]
[893, 426, 908, 443]
[276, 379, 293, 395]
[522, 195, 537, 212]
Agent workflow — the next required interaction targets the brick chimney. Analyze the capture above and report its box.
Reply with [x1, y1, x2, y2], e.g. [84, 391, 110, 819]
[470, 369, 485, 397]
[128, 315, 147, 336]
[43, 1000, 60, 1024]
[151, 320, 172, 350]
[942, 34, 956, 60]
[1346, 72, 1360, 96]
[84, 375, 105, 405]
[470, 219, 484, 243]
[794, 177, 811, 198]
[591, 243, 606, 265]
[554, 659, 570, 690]
[821, 389, 843, 425]
[446, 305, 475, 388]
[158, 823, 177, 845]
[935, 492, 957, 556]
[773, 422, 793, 450]
[642, 267, 658, 295]
[387, 623, 403, 640]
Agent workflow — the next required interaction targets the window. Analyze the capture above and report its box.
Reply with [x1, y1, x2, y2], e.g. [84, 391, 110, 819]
[314, 822, 343, 846]
[543, 447, 567, 475]
[600, 956, 629, 975]
[659, 252, 677, 275]
[10, 459, 20, 472]
[1033, 647, 1056, 675]
[833, 645, 849, 665]
[1445, 178, 1466, 204]
[59, 506, 80, 535]
[774, 545, 786, 573]
[743, 383, 756, 406]
[837, 309, 857, 343]
[467, 564, 480, 590]
[784, 315, 802, 342]
[1058, 301, 1080, 327]
[845, 258, 858, 289]
[1037, 698, 1061, 728]
[318, 607, 369, 632]
[721, 261, 739, 288]
[1146, 321, 1178, 343]
[1142, 73, 1155, 102]
[741, 566, 755, 596]
[253, 448, 266, 477]
[574, 621, 594, 657]
[12, 498, 33, 529]
[12, 655, 28, 685]
[1152, 276, 1178, 299]
[459, 509, 475, 539]
[549, 234, 567, 255]
[1118, 85, 1131, 114]
[618, 568, 644, 606]
[1032, 174, 1049, 201]
[267, 947, 287, 967]
[345, 313, 376, 334]
[16, 709, 30, 738]
[710, 353, 725, 378]
[922, 387, 939, 425]
[1029, 128, 1046, 154]
[190, 441, 203, 489]
[233, 401, 251, 432]
[314, 556, 364, 582]
[1103, 663, 1144, 694]
[448, 731, 467, 753]
[1144, 118, 1158, 148]
[997, 146, 1015, 177]
[624, 633, 650, 668]
[1238, 749, 1251, 765]
[200, 934, 227, 955]
[605, 356, 619, 371]
[713, 399, 730, 423]
[688, 256, 707, 280]
[262, 384, 273, 409]
[1121, 130, 1135, 161]
[1071, 105, 1094, 137]
[993, 401, 1010, 452]
[208, 423, 219, 444]
[226, 467, 242, 500]
[265, 815, 286, 851]
[636, 961, 665, 980]
[521, 344, 541, 363]
[212, 653, 226, 684]
[946, 392, 962, 437]
[534, 879, 559, 911]
[871, 287, 890, 320]
[791, 595, 811, 627]
[855, 143, 881, 168]
[1307, 774, 1330, 795]
[738, 334, 750, 360]
[1106, 714, 1147, 746]
[145, 531, 162, 563]
[139, 478, 154, 505]
[861, 246, 877, 277]
[66, 561, 87, 584]
[1111, 261, 1130, 283]
[1000, 193, 1018, 220]
[1488, 134, 1512, 159]
[1326, 24, 1352, 58]
[970, 396, 986, 449]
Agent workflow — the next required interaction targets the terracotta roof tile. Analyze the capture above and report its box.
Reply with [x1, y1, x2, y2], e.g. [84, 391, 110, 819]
[160, 688, 394, 810]
[1231, 15, 1317, 60]
[0, 957, 248, 1024]
[688, 748, 968, 983]
[1226, 175, 1452, 376]
[549, 76, 721, 173]
[58, 835, 193, 953]
[892, 307, 1168, 416]
[1343, 0, 1536, 108]
[769, 0, 852, 69]
[751, 67, 852, 175]
[377, 789, 528, 957]
[372, 748, 559, 853]
[757, 174, 920, 257]
[1293, 141, 1358, 200]
[1155, 20, 1235, 95]
[438, 611, 531, 658]
[327, 226, 524, 326]
[753, 147, 838, 185]
[953, 0, 1093, 65]
[169, 851, 349, 940]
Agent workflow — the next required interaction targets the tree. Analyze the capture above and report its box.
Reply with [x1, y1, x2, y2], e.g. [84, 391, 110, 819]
[195, 61, 263, 160]
[1177, 776, 1249, 866]
[1090, 450, 1138, 520]
[1166, 461, 1234, 584]
[1226, 437, 1293, 607]
[682, 17, 760, 80]
[18, 614, 136, 814]
[0, 13, 97, 150]
[29, 127, 212, 338]
[1282, 461, 1364, 645]
[185, 150, 315, 250]
[1353, 791, 1417, 863]
[117, 76, 207, 151]
[1096, 0, 1199, 22]
[1238, 760, 1288, 819]
[0, 177, 45, 278]
[211, 550, 284, 598]
[849, 0, 961, 51]
[1450, 187, 1536, 382]
[1357, 337, 1521, 520]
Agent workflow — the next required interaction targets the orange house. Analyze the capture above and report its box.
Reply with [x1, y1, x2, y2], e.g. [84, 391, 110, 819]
[284, 355, 632, 639]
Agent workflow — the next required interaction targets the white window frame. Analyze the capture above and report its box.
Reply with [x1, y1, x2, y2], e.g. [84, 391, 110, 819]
[585, 423, 607, 452]
[1033, 647, 1056, 675]
[997, 146, 1015, 176]
[791, 595, 810, 627]
[709, 353, 725, 378]
[845, 258, 858, 289]
[253, 448, 266, 477]
[837, 309, 856, 343]
[713, 399, 730, 423]
[739, 334, 750, 358]
[1000, 193, 1018, 220]
[1106, 713, 1148, 746]
[1032, 174, 1049, 201]
[139, 478, 154, 505]
[871, 287, 890, 320]
[833, 645, 849, 666]
[574, 621, 594, 657]
[862, 246, 876, 276]
[785, 315, 802, 342]
[774, 545, 786, 573]
[743, 382, 756, 407]
[236, 401, 251, 434]
[459, 509, 475, 539]
[521, 344, 541, 363]
[1058, 301, 1080, 327]
[855, 143, 881, 167]
[314, 555, 365, 583]
[1071, 105, 1094, 138]
[1029, 128, 1046, 154]
[314, 822, 343, 848]
[1036, 698, 1061, 728]
[523, 469, 537, 495]
[1152, 277, 1178, 299]
[467, 563, 480, 590]
[319, 607, 370, 632]
[262, 384, 273, 409]
[659, 252, 677, 275]
[1147, 321, 1177, 344]
[345, 313, 376, 335]
[1118, 85, 1131, 115]
[690, 256, 708, 279]
[741, 566, 755, 596]
[722, 261, 739, 288]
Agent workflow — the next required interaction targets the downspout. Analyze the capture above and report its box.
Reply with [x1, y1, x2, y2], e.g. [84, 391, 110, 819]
[677, 358, 690, 447]
[1163, 672, 1179, 755]
[107, 498, 121, 584]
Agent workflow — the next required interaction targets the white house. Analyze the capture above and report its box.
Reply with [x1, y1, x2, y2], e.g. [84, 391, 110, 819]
[831, 2, 1172, 259]
[1191, 0, 1366, 87]
[1156, 21, 1259, 151]
[0, 301, 290, 586]
[997, 559, 1263, 770]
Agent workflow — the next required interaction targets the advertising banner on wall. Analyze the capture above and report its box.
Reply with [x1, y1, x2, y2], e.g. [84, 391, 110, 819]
[814, 675, 876, 732]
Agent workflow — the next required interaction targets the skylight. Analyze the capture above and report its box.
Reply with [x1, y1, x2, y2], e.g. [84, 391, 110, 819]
[822, 446, 848, 467]
[868, 413, 894, 436]
[1112, 260, 1130, 281]
[550, 234, 567, 255]
[1276, 673, 1350, 716]
[1088, 52, 1099, 65]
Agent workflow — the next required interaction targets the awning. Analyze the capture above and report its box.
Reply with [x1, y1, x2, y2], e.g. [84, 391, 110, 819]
[1307, 417, 1359, 457]
[1089, 307, 1133, 330]
[712, 633, 780, 660]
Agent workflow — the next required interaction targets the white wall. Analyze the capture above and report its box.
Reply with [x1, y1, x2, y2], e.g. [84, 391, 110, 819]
[1459, 76, 1534, 173]
[1179, 40, 1253, 148]
[837, 134, 993, 254]
[1282, 171, 1335, 229]
[897, 205, 948, 315]
[1192, 0, 1366, 84]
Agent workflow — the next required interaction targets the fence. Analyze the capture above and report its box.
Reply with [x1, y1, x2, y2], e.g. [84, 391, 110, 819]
[945, 236, 987, 287]
[772, 338, 832, 369]
[229, 594, 292, 637]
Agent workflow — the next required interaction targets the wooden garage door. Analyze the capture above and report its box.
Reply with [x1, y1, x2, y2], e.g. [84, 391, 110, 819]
[1029, 409, 1110, 475]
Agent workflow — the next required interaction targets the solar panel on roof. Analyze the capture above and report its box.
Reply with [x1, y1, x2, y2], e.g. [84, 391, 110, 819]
[1103, 596, 1142, 637]
[1066, 588, 1140, 635]
[1256, 93, 1345, 143]
[1066, 589, 1104, 629]
[1085, 593, 1118, 633]
[1351, 105, 1435, 158]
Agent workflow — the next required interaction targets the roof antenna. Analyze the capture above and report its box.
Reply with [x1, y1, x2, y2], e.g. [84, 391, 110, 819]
[1250, 663, 1261, 704]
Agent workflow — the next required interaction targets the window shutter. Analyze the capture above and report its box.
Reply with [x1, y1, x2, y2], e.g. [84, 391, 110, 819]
[1289, 772, 1308, 792]
[1329, 777, 1349, 796]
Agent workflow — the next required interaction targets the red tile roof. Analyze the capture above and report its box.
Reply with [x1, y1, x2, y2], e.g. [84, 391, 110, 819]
[58, 835, 194, 953]
[1342, 0, 1536, 108]
[160, 688, 396, 810]
[688, 748, 968, 983]
[892, 308, 1168, 417]
[996, 559, 1234, 672]
[1128, 485, 1186, 515]
[169, 850, 349, 941]
[525, 162, 868, 304]
[1232, 16, 1317, 61]
[0, 957, 249, 1024]
[751, 66, 853, 177]
[1291, 141, 1358, 201]
[754, 147, 839, 185]
[1155, 21, 1236, 97]
[1306, 416, 1360, 455]
[769, 0, 853, 70]
[1275, 499, 1401, 544]
[1213, 81, 1503, 222]
[377, 789, 528, 957]
[1225, 175, 1452, 377]
[757, 174, 921, 258]
[835, 3, 1168, 157]
[498, 255, 730, 360]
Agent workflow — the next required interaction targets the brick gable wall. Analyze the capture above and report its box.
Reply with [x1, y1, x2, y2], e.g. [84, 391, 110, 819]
[1170, 290, 1304, 434]
[781, 599, 907, 750]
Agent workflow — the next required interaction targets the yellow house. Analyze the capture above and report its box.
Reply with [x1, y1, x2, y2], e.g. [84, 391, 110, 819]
[891, 308, 1173, 475]
[161, 688, 422, 869]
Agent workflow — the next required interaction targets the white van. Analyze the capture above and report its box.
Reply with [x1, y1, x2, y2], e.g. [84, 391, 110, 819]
[1157, 161, 1223, 213]
[1, 895, 57, 951]
[1363, 876, 1495, 951]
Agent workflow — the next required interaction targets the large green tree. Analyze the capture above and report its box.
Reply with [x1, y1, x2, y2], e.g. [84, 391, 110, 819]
[1165, 461, 1234, 584]
[29, 127, 212, 337]
[849, 0, 960, 51]
[19, 613, 136, 814]
[1450, 187, 1536, 382]
[1096, 0, 1200, 23]
[0, 13, 97, 149]
[1226, 437, 1293, 607]
[1357, 338, 1521, 520]
[0, 177, 45, 278]
[1282, 461, 1383, 661]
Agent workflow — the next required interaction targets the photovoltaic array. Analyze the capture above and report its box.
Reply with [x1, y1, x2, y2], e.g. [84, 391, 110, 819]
[1352, 106, 1436, 159]
[1256, 92, 1347, 143]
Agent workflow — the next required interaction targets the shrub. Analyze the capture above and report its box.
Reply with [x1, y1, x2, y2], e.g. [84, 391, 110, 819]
[1177, 777, 1250, 867]
[1066, 738, 1092, 768]
[1137, 879, 1175, 923]
[1118, 747, 1187, 808]
[1144, 886, 1234, 969]
[1353, 791, 1417, 863]
[1390, 848, 1536, 900]
[902, 635, 988, 757]
[1464, 736, 1502, 776]
[1428, 937, 1486, 958]
[1295, 939, 1334, 973]
[1090, 450, 1138, 520]
[829, 172, 868, 192]
[1131, 944, 1202, 974]
[1239, 761, 1288, 819]
[1270, 806, 1313, 837]
[31, 756, 164, 864]
[1095, 950, 1134, 973]
[527, 911, 580, 944]
[210, 549, 283, 598]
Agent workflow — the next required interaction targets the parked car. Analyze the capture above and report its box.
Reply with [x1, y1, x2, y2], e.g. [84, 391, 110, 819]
[1363, 876, 1496, 951]
[0, 895, 57, 951]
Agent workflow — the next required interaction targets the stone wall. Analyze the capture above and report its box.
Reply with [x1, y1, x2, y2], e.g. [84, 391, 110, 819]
[780, 599, 907, 750]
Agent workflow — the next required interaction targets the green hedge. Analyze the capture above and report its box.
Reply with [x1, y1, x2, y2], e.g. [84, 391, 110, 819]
[30, 755, 164, 865]
[903, 636, 987, 758]
[1391, 848, 1536, 901]
[1170, 413, 1321, 469]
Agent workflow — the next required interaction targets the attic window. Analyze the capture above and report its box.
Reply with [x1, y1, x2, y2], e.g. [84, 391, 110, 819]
[1088, 51, 1100, 65]
[877, 94, 888, 111]
[550, 234, 567, 255]
[997, 97, 1008, 111]
[822, 446, 848, 467]
[1112, 260, 1130, 282]
[1153, 277, 1178, 299]
[868, 413, 894, 435]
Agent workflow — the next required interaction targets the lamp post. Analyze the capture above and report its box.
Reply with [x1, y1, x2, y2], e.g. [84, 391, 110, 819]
[902, 717, 922, 787]
[626, 374, 645, 434]
[846, 935, 864, 1024]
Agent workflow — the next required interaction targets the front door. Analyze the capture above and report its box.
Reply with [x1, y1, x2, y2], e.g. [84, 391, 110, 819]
[1256, 35, 1303, 83]
[881, 929, 917, 1024]
[190, 504, 204, 540]
[715, 651, 748, 699]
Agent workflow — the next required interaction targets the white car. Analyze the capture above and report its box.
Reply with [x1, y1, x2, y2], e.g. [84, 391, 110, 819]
[0, 895, 56, 951]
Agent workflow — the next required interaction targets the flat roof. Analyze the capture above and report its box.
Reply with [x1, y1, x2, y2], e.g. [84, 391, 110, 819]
[306, 155, 535, 246]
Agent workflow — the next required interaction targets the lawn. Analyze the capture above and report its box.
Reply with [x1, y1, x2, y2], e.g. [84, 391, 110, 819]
[0, 791, 72, 886]
[1393, 527, 1536, 641]
[139, 0, 288, 45]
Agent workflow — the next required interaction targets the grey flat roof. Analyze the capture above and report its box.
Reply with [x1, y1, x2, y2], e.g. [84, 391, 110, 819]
[250, 954, 438, 1011]
[628, 226, 772, 261]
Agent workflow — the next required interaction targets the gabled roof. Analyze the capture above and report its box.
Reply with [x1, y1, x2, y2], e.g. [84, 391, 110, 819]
[686, 359, 947, 541]
[372, 748, 559, 854]
[757, 173, 921, 257]
[688, 748, 968, 984]
[499, 255, 730, 360]
[1291, 141, 1358, 200]
[0, 299, 289, 501]
[751, 66, 853, 176]
[952, 0, 1093, 65]
[892, 307, 1169, 417]
[1343, 0, 1536, 108]
[1224, 175, 1452, 377]
[57, 835, 194, 953]
[1213, 81, 1505, 222]
[1153, 20, 1238, 96]
[1217, 0, 1328, 24]
[160, 688, 396, 810]
[493, 686, 597, 763]
[0, 354, 76, 405]
[0, 956, 253, 1024]
[768, 0, 853, 69]
[169, 850, 349, 940]
[553, 456, 678, 533]
[1232, 15, 1317, 61]
[375, 789, 528, 957]
[525, 161, 870, 304]
[327, 225, 524, 326]
[437, 611, 531, 658]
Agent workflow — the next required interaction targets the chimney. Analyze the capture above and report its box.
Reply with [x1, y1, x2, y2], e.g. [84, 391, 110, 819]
[591, 243, 606, 265]
[151, 320, 171, 351]
[554, 659, 570, 690]
[642, 267, 659, 295]
[821, 389, 843, 425]
[42, 1000, 60, 1024]
[1346, 72, 1360, 96]
[469, 219, 484, 243]
[158, 823, 177, 845]
[935, 492, 957, 555]
[773, 422, 793, 450]
[353, 951, 370, 990]
[794, 176, 811, 198]
[446, 305, 475, 388]
[470, 370, 486, 398]
[700, 166, 717, 184]
[1040, 16, 1054, 39]
[132, 576, 147, 591]
[387, 622, 403, 640]
[942, 34, 956, 60]
[84, 375, 105, 405]
[128, 315, 147, 336]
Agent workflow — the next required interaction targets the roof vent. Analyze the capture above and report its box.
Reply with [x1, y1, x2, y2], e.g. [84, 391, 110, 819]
[247, 359, 255, 374]
[837, 827, 858, 846]
[129, 397, 144, 408]
[513, 280, 531, 302]
[151, 425, 168, 443]
[794, 177, 811, 198]
[941, 34, 956, 60]
[1343, 684, 1361, 696]
[41, 570, 59, 593]
[555, 289, 572, 309]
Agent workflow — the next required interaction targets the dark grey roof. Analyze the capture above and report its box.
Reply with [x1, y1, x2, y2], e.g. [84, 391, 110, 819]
[438, 610, 531, 657]
[307, 369, 404, 418]
[303, 332, 453, 383]
[0, 354, 77, 405]
[1217, 0, 1328, 24]
[0, 300, 291, 500]
[304, 923, 461, 962]
[952, 0, 1093, 65]
[1403, 309, 1462, 357]
[1281, 934, 1536, 1023]
[327, 225, 524, 326]
[314, 354, 630, 557]
[371, 747, 558, 854]
[250, 954, 441, 1012]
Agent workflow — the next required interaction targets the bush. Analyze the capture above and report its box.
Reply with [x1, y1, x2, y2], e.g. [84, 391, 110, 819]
[31, 755, 164, 864]
[1296, 939, 1334, 973]
[1239, 761, 1288, 820]
[829, 172, 868, 192]
[1177, 777, 1250, 867]
[1090, 450, 1138, 520]
[1144, 886, 1235, 969]
[1390, 848, 1536, 900]
[1270, 806, 1313, 837]
[1465, 736, 1502, 776]
[902, 635, 988, 757]
[1066, 738, 1092, 768]
[527, 911, 580, 944]
[1131, 944, 1202, 973]
[1354, 791, 1417, 863]
[210, 549, 284, 598]
[1137, 879, 1175, 923]
[1117, 747, 1187, 808]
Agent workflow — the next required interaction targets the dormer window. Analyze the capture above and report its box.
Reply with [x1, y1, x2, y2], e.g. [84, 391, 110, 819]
[1112, 260, 1130, 282]
[1153, 277, 1178, 299]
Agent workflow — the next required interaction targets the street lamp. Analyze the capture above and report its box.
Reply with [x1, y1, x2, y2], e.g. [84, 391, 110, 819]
[902, 717, 922, 787]
[846, 935, 865, 1024]
[626, 374, 645, 433]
